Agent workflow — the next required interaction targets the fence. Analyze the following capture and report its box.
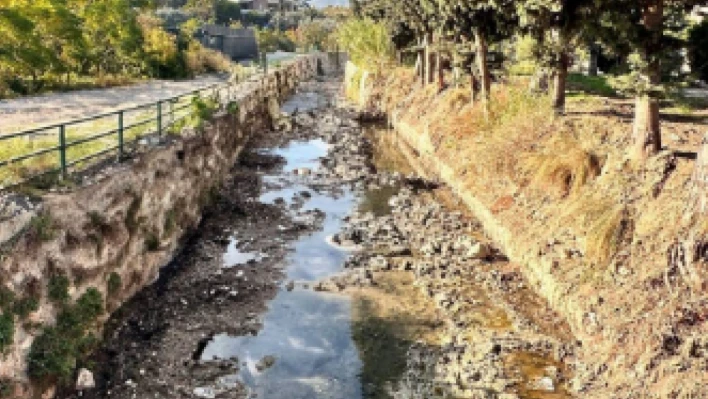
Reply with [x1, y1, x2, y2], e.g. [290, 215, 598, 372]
[0, 60, 277, 192]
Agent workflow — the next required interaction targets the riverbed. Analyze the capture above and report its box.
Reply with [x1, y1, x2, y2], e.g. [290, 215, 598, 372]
[58, 76, 575, 399]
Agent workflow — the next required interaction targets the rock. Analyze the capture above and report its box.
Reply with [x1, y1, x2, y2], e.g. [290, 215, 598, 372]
[528, 376, 555, 392]
[286, 281, 295, 291]
[193, 387, 217, 399]
[256, 355, 276, 371]
[468, 243, 491, 259]
[76, 368, 95, 390]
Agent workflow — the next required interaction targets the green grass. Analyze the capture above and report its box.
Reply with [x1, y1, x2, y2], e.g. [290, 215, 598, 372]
[0, 312, 14, 353]
[567, 73, 618, 98]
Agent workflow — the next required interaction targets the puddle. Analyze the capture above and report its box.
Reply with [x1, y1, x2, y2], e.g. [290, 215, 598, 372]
[223, 239, 262, 268]
[359, 185, 402, 217]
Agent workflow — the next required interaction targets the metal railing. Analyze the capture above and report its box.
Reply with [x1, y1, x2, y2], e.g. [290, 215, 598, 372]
[0, 59, 278, 191]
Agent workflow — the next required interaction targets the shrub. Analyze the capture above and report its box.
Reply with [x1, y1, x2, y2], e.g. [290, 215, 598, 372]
[48, 275, 70, 305]
[0, 287, 14, 310]
[107, 272, 122, 296]
[144, 233, 160, 252]
[688, 20, 708, 82]
[28, 212, 56, 242]
[0, 313, 14, 353]
[27, 288, 103, 381]
[12, 297, 38, 319]
[336, 19, 394, 71]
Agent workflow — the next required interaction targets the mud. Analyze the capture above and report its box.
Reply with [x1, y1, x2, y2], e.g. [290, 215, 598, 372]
[56, 75, 576, 399]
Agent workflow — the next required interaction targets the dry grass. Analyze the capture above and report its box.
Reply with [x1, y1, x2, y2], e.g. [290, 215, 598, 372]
[523, 136, 601, 197]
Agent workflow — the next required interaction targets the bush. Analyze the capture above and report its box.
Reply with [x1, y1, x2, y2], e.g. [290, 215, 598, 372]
[0, 287, 14, 310]
[335, 19, 394, 70]
[0, 313, 14, 353]
[107, 272, 122, 296]
[48, 275, 70, 305]
[27, 288, 103, 381]
[688, 20, 708, 82]
[12, 297, 38, 319]
[29, 212, 56, 242]
[256, 28, 296, 53]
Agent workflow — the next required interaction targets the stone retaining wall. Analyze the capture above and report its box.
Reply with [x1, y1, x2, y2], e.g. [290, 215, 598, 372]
[0, 54, 330, 397]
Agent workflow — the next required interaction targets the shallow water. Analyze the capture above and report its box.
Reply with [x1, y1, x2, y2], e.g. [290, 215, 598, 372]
[202, 133, 366, 398]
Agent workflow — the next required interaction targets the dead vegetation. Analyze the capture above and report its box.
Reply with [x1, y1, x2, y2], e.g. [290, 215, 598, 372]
[348, 64, 708, 398]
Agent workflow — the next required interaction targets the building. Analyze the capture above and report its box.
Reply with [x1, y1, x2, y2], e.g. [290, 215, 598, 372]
[232, 0, 307, 12]
[195, 25, 259, 61]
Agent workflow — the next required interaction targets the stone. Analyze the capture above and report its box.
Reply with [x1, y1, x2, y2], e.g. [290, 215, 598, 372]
[256, 355, 276, 371]
[468, 243, 491, 259]
[193, 387, 217, 399]
[528, 376, 555, 392]
[76, 368, 95, 390]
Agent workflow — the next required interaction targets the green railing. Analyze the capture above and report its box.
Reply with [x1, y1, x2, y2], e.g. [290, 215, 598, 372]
[0, 52, 317, 192]
[0, 83, 231, 191]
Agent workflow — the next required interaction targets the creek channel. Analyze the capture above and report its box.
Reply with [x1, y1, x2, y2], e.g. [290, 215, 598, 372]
[60, 76, 574, 399]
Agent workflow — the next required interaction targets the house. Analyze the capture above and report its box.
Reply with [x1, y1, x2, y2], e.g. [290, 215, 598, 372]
[195, 24, 259, 61]
[232, 0, 307, 13]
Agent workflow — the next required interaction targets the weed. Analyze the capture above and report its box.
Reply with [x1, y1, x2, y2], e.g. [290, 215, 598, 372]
[164, 209, 177, 236]
[524, 137, 601, 197]
[28, 212, 56, 242]
[227, 101, 240, 115]
[12, 297, 39, 319]
[27, 288, 103, 382]
[0, 286, 14, 310]
[0, 312, 14, 353]
[0, 379, 13, 397]
[107, 272, 122, 296]
[48, 275, 70, 305]
[144, 233, 160, 252]
[568, 73, 618, 98]
[125, 195, 142, 234]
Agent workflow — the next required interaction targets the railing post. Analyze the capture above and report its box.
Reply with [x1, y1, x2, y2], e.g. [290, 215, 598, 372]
[59, 125, 67, 179]
[118, 111, 124, 161]
[157, 101, 163, 137]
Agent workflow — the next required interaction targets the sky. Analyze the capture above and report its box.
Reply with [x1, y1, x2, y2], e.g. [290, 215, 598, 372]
[310, 0, 349, 7]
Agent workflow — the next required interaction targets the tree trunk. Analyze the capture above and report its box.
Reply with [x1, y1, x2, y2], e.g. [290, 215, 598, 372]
[425, 32, 435, 85]
[437, 51, 444, 91]
[552, 51, 570, 115]
[588, 44, 599, 76]
[474, 31, 491, 118]
[633, 0, 663, 159]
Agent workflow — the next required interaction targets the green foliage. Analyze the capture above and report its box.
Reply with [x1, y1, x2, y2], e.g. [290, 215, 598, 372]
[336, 19, 395, 70]
[568, 73, 617, 97]
[0, 313, 14, 353]
[256, 28, 296, 53]
[12, 297, 39, 319]
[27, 288, 103, 382]
[688, 20, 708, 81]
[29, 212, 56, 242]
[144, 233, 160, 252]
[164, 209, 177, 235]
[107, 273, 122, 296]
[215, 0, 241, 25]
[0, 287, 14, 310]
[48, 275, 70, 305]
[227, 101, 240, 115]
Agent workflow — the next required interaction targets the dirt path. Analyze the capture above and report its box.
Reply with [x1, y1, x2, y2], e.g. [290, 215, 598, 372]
[0, 75, 226, 134]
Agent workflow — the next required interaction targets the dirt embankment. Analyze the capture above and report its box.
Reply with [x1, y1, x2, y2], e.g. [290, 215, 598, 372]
[346, 61, 708, 398]
[0, 54, 329, 397]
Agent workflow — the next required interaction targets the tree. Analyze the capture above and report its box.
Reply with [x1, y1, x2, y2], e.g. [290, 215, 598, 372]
[599, 0, 702, 160]
[437, 0, 517, 116]
[215, 0, 241, 26]
[687, 19, 708, 81]
[517, 0, 598, 114]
